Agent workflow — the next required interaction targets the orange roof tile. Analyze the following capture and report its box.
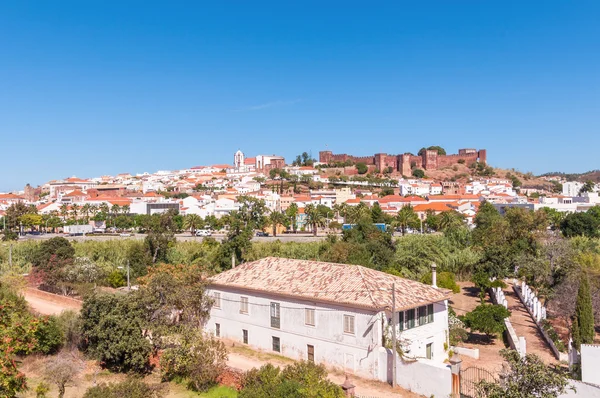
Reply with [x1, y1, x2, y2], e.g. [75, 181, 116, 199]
[209, 257, 451, 311]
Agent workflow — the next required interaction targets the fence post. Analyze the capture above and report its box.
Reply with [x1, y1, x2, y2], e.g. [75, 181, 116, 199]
[449, 353, 462, 398]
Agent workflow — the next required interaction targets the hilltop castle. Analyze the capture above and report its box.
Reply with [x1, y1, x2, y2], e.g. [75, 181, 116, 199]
[319, 148, 487, 176]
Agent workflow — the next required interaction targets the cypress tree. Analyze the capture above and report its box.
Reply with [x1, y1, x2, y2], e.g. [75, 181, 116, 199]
[572, 273, 595, 350]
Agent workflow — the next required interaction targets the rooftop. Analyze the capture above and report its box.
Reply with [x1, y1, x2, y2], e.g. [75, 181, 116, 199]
[209, 257, 450, 311]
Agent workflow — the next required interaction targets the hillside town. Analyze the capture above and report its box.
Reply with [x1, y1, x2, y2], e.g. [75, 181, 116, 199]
[2, 148, 599, 237]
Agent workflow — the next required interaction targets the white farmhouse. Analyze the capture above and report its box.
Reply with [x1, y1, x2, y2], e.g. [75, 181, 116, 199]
[206, 257, 451, 386]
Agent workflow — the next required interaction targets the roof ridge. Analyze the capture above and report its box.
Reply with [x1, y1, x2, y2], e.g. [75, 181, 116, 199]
[356, 265, 379, 309]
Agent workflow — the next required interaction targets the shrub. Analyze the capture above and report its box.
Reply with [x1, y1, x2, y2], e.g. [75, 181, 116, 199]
[412, 169, 425, 178]
[107, 270, 126, 288]
[461, 304, 511, 341]
[55, 310, 82, 350]
[421, 271, 460, 293]
[34, 316, 64, 354]
[83, 377, 166, 398]
[160, 329, 227, 392]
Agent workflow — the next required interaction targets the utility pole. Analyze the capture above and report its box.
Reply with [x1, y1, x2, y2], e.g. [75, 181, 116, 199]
[391, 283, 397, 388]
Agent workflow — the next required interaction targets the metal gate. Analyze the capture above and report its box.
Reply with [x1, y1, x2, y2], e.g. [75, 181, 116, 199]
[460, 366, 497, 398]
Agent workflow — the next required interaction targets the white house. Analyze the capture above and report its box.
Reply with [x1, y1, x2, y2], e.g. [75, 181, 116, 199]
[206, 257, 451, 385]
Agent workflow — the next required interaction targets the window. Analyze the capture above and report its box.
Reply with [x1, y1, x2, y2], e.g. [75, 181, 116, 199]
[272, 336, 281, 352]
[271, 302, 281, 329]
[398, 311, 404, 331]
[428, 304, 434, 323]
[307, 344, 315, 362]
[406, 309, 416, 329]
[343, 315, 355, 334]
[213, 292, 221, 309]
[305, 308, 315, 326]
[240, 296, 248, 314]
[418, 306, 427, 326]
[215, 323, 220, 337]
[243, 329, 248, 344]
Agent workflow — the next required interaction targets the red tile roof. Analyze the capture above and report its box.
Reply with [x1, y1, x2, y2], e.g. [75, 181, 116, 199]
[209, 257, 451, 311]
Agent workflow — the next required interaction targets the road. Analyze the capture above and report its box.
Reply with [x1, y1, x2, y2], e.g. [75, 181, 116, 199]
[18, 232, 328, 243]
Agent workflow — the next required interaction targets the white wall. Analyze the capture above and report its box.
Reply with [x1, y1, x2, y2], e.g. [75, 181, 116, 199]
[388, 301, 449, 362]
[206, 287, 383, 379]
[377, 348, 452, 397]
[559, 381, 600, 398]
[581, 344, 600, 386]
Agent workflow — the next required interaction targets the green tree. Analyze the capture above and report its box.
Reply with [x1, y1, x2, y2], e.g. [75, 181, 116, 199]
[476, 349, 571, 398]
[418, 146, 446, 156]
[80, 294, 152, 373]
[394, 205, 419, 236]
[268, 211, 287, 237]
[370, 202, 387, 224]
[5, 202, 37, 229]
[183, 214, 203, 235]
[461, 304, 511, 341]
[561, 212, 600, 238]
[412, 168, 425, 178]
[20, 213, 43, 230]
[355, 162, 368, 174]
[578, 180, 596, 195]
[304, 204, 325, 237]
[285, 203, 299, 233]
[572, 272, 595, 350]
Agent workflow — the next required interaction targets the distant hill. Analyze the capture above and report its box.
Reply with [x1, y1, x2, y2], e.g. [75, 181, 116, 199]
[539, 170, 600, 183]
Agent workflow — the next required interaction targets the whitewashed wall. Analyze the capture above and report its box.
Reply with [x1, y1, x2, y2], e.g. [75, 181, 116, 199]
[581, 344, 600, 386]
[206, 286, 383, 379]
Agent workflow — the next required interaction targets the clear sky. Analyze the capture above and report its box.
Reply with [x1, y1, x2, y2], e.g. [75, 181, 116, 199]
[1, 1, 599, 191]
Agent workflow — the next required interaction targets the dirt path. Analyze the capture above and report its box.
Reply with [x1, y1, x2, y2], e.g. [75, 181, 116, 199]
[503, 287, 558, 365]
[23, 288, 82, 316]
[450, 282, 506, 373]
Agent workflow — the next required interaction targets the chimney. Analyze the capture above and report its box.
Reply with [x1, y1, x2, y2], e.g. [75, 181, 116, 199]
[431, 262, 437, 288]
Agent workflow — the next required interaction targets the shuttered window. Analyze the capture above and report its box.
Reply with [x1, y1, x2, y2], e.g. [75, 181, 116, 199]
[406, 309, 416, 329]
[343, 315, 355, 334]
[398, 311, 404, 331]
[418, 306, 427, 326]
[428, 304, 434, 323]
[305, 308, 315, 326]
[240, 296, 249, 314]
[271, 302, 281, 329]
[213, 292, 221, 308]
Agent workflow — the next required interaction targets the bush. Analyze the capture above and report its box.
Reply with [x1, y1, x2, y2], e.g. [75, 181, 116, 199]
[461, 304, 511, 341]
[34, 316, 64, 354]
[421, 271, 460, 293]
[356, 162, 368, 174]
[160, 329, 227, 392]
[83, 377, 166, 398]
[107, 269, 126, 288]
[55, 310, 82, 351]
[240, 362, 343, 398]
[412, 169, 425, 178]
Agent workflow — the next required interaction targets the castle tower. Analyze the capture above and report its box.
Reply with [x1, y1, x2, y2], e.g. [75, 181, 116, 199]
[319, 150, 333, 164]
[399, 154, 412, 176]
[422, 150, 439, 170]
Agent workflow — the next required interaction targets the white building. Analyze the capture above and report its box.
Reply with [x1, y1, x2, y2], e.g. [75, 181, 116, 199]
[563, 181, 584, 197]
[206, 257, 451, 385]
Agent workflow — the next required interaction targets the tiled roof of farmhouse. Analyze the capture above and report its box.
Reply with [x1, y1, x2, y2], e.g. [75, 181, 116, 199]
[209, 257, 451, 311]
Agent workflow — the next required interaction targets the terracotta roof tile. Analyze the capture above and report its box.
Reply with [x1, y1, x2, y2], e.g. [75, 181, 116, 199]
[209, 257, 450, 311]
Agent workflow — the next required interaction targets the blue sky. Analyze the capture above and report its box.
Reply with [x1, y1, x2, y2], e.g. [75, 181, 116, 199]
[1, 1, 599, 191]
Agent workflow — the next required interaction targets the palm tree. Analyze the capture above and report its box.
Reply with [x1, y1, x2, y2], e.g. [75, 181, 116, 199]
[70, 204, 80, 223]
[111, 204, 121, 216]
[81, 203, 91, 223]
[122, 204, 130, 215]
[60, 204, 69, 221]
[304, 204, 325, 237]
[183, 214, 203, 235]
[394, 205, 419, 236]
[439, 211, 463, 232]
[268, 210, 287, 237]
[285, 203, 299, 233]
